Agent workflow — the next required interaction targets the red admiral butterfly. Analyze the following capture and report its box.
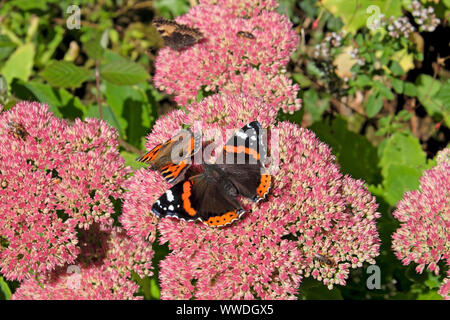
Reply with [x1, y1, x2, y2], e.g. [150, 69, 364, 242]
[153, 17, 204, 51]
[143, 121, 271, 227]
[137, 129, 201, 184]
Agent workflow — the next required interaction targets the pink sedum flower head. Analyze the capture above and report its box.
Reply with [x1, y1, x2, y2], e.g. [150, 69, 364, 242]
[123, 100, 381, 299]
[392, 148, 449, 299]
[12, 226, 153, 300]
[199, 0, 279, 17]
[154, 4, 300, 113]
[123, 93, 275, 241]
[0, 101, 130, 281]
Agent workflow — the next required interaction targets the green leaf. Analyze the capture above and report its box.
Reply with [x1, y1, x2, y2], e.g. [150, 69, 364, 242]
[366, 93, 383, 118]
[392, 78, 404, 94]
[87, 104, 125, 137]
[292, 73, 312, 88]
[310, 116, 381, 185]
[1, 43, 35, 88]
[121, 151, 146, 171]
[415, 74, 445, 116]
[10, 0, 47, 10]
[383, 164, 423, 205]
[373, 80, 395, 100]
[389, 60, 405, 76]
[404, 82, 417, 97]
[153, 0, 190, 17]
[104, 81, 155, 147]
[0, 276, 12, 300]
[40, 61, 93, 88]
[83, 33, 106, 60]
[11, 79, 87, 119]
[100, 60, 150, 86]
[379, 132, 428, 205]
[354, 74, 372, 87]
[302, 89, 330, 123]
[0, 35, 17, 61]
[380, 132, 427, 170]
[150, 277, 161, 299]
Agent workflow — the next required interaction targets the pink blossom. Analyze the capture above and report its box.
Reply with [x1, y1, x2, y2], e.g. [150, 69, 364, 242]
[0, 101, 130, 281]
[123, 106, 381, 299]
[438, 271, 449, 300]
[199, 0, 279, 17]
[154, 4, 300, 113]
[11, 226, 153, 300]
[392, 148, 449, 299]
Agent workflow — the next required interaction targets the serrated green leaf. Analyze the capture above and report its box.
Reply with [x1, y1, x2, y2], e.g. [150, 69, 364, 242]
[1, 43, 35, 88]
[404, 82, 417, 97]
[380, 132, 427, 170]
[84, 39, 105, 60]
[40, 61, 92, 88]
[100, 60, 150, 85]
[416, 74, 445, 116]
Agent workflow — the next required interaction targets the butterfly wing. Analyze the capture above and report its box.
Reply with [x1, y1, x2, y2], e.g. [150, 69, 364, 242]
[152, 172, 244, 227]
[153, 17, 203, 51]
[138, 129, 201, 183]
[216, 121, 271, 202]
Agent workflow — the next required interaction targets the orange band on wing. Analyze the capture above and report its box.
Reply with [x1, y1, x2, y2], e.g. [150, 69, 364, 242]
[138, 145, 162, 163]
[256, 174, 271, 199]
[205, 211, 239, 227]
[223, 145, 260, 160]
[182, 181, 197, 216]
[161, 161, 187, 179]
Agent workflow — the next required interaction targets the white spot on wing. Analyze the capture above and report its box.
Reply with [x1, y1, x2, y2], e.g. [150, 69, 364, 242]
[165, 190, 174, 202]
[235, 130, 248, 139]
